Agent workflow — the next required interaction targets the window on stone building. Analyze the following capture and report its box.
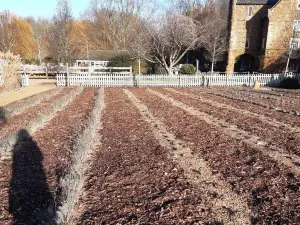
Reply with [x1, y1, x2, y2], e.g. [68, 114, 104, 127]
[294, 20, 300, 32]
[245, 38, 250, 49]
[262, 38, 266, 49]
[297, 0, 300, 10]
[248, 6, 253, 17]
[290, 38, 300, 49]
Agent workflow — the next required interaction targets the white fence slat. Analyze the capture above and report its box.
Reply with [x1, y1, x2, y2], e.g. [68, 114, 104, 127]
[56, 72, 300, 87]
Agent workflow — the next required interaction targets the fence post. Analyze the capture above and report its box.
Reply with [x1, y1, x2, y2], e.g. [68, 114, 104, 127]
[67, 63, 69, 86]
[248, 72, 251, 87]
[226, 74, 229, 86]
[88, 65, 91, 86]
[46, 65, 48, 80]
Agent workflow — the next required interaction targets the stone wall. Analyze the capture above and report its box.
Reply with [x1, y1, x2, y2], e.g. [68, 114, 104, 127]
[227, 0, 300, 73]
[227, 2, 271, 72]
[263, 0, 298, 72]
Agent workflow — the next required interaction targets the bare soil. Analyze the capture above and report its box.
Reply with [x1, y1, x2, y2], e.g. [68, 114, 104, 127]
[77, 88, 215, 224]
[0, 86, 299, 225]
[131, 88, 300, 225]
[0, 88, 98, 224]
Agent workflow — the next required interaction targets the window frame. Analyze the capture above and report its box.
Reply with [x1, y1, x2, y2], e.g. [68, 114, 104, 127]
[262, 38, 266, 49]
[297, 0, 300, 10]
[290, 38, 300, 49]
[248, 6, 253, 17]
[294, 20, 300, 32]
[245, 38, 250, 49]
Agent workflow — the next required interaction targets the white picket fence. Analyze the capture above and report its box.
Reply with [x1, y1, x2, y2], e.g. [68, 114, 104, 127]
[56, 72, 297, 87]
[0, 72, 29, 87]
[21, 74, 30, 87]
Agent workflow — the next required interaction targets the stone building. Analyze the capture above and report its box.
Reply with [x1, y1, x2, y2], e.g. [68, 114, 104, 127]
[227, 0, 300, 73]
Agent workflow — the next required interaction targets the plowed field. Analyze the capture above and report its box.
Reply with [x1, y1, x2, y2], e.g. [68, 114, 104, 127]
[0, 86, 299, 225]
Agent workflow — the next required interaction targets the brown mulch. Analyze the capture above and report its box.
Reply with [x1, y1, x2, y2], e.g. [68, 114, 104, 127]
[131, 88, 300, 225]
[0, 88, 98, 225]
[77, 88, 215, 225]
[0, 88, 62, 123]
[157, 88, 300, 157]
[0, 88, 74, 141]
[188, 88, 300, 127]
[208, 87, 300, 112]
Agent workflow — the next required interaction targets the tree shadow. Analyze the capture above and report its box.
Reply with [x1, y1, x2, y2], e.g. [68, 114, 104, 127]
[9, 129, 56, 225]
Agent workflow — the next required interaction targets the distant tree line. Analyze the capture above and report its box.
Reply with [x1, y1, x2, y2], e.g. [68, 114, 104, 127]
[0, 0, 229, 74]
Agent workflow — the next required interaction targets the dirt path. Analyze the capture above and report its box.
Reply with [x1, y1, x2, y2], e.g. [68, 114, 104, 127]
[131, 88, 300, 224]
[124, 89, 250, 225]
[0, 79, 56, 107]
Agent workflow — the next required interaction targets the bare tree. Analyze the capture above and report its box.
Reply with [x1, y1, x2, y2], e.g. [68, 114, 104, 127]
[284, 22, 300, 74]
[0, 11, 17, 52]
[51, 0, 74, 64]
[146, 14, 208, 75]
[87, 0, 156, 50]
[202, 11, 228, 73]
[28, 18, 51, 64]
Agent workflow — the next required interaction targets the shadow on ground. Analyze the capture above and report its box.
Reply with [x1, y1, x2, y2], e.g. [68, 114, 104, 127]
[9, 129, 56, 225]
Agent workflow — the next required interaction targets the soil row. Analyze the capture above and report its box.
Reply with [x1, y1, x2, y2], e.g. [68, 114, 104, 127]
[0, 88, 63, 125]
[211, 86, 300, 107]
[223, 86, 300, 100]
[131, 88, 300, 225]
[124, 89, 250, 225]
[0, 88, 98, 224]
[0, 87, 75, 141]
[159, 88, 300, 157]
[189, 87, 300, 127]
[206, 87, 300, 113]
[77, 88, 219, 224]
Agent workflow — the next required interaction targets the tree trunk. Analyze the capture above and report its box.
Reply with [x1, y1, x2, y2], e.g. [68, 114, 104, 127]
[211, 42, 216, 75]
[285, 48, 292, 76]
[138, 58, 141, 75]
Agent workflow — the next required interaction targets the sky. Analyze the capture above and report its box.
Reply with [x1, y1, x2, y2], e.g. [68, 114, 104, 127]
[0, 0, 90, 19]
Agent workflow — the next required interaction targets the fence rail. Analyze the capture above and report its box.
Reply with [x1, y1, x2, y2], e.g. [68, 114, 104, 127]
[56, 73, 299, 87]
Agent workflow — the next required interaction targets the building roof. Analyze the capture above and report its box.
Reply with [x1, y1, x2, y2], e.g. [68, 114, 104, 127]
[77, 50, 129, 61]
[236, 0, 279, 4]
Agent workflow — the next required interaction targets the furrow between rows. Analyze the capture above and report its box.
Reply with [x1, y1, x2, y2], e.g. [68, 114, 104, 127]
[77, 88, 217, 224]
[190, 87, 300, 127]
[131, 88, 300, 224]
[0, 87, 83, 159]
[0, 88, 98, 224]
[124, 89, 251, 225]
[0, 87, 63, 124]
[164, 88, 300, 157]
[194, 88, 300, 116]
[149, 89, 300, 176]
[56, 87, 105, 224]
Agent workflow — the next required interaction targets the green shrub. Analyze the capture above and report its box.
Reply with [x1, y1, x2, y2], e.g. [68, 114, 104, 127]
[107, 55, 132, 67]
[279, 77, 300, 89]
[179, 64, 196, 74]
[156, 65, 167, 74]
